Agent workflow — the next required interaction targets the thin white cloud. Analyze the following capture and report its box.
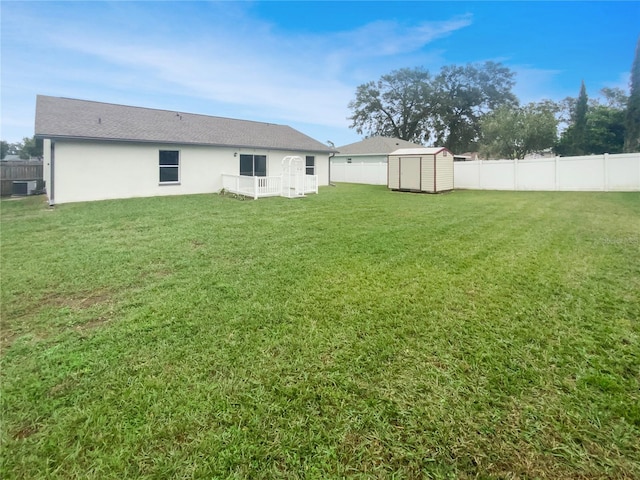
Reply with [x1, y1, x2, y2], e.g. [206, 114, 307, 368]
[39, 7, 472, 128]
[1, 2, 473, 142]
[599, 71, 631, 94]
[335, 14, 473, 58]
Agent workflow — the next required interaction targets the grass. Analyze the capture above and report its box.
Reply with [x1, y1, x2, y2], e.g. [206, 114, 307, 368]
[1, 185, 639, 479]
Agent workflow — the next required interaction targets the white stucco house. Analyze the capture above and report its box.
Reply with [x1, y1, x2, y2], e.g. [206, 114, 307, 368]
[35, 95, 336, 204]
[331, 136, 423, 185]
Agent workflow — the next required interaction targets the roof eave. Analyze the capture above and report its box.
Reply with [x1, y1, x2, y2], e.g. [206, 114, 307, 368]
[35, 134, 336, 153]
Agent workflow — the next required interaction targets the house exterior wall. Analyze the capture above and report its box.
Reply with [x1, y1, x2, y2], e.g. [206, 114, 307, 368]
[330, 162, 387, 185]
[331, 154, 388, 185]
[46, 139, 329, 204]
[332, 154, 386, 164]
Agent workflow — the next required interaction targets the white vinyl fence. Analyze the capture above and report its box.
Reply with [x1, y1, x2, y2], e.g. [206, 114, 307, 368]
[454, 153, 640, 192]
[331, 161, 387, 185]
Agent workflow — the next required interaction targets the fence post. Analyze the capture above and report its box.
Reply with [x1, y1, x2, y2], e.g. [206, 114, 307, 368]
[514, 158, 519, 191]
[253, 176, 258, 200]
[554, 156, 560, 191]
[603, 153, 609, 192]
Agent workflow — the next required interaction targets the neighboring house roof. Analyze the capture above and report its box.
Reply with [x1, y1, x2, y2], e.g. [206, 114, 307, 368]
[336, 136, 423, 155]
[390, 147, 451, 156]
[35, 95, 334, 153]
[458, 152, 480, 161]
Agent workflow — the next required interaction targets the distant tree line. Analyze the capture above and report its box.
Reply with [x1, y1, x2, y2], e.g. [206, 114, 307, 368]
[1, 136, 43, 160]
[348, 37, 640, 158]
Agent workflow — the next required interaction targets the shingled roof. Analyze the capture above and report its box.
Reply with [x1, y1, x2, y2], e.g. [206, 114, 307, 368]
[336, 136, 423, 155]
[35, 95, 334, 153]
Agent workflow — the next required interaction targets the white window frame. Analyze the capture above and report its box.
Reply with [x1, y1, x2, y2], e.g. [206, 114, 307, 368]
[305, 155, 315, 175]
[159, 150, 180, 184]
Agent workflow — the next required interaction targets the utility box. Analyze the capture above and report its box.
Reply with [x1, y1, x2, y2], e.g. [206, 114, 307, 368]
[388, 147, 454, 193]
[12, 180, 38, 196]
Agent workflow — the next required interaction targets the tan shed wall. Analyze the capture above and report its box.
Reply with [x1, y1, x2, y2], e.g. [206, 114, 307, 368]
[388, 156, 400, 189]
[420, 155, 435, 192]
[435, 150, 454, 191]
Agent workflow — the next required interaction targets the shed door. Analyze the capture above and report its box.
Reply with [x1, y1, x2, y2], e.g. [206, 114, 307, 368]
[400, 157, 421, 190]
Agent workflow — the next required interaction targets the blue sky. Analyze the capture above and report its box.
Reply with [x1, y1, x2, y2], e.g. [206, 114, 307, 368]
[1, 1, 638, 147]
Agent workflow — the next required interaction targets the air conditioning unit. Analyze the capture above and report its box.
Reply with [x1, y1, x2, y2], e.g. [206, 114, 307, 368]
[12, 180, 38, 196]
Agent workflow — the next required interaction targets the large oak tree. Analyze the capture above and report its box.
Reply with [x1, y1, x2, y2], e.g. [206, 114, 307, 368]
[348, 62, 517, 153]
[348, 67, 433, 144]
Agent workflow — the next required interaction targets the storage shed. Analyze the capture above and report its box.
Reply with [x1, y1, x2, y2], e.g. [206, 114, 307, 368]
[388, 147, 454, 193]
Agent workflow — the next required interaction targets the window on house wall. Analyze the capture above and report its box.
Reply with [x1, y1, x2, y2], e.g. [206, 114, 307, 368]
[239, 154, 267, 176]
[305, 155, 315, 175]
[159, 150, 179, 183]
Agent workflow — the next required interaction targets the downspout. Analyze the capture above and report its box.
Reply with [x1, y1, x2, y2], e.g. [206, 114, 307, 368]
[49, 140, 55, 206]
[327, 141, 336, 186]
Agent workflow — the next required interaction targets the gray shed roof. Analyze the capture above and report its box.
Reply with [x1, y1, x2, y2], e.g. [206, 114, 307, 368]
[35, 95, 334, 153]
[390, 147, 452, 156]
[336, 136, 423, 155]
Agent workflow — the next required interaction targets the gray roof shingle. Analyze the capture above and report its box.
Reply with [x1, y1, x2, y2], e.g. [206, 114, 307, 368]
[35, 95, 334, 153]
[336, 136, 423, 155]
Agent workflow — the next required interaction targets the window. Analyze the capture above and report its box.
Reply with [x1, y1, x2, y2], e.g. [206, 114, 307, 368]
[159, 150, 179, 183]
[305, 156, 315, 175]
[239, 154, 267, 176]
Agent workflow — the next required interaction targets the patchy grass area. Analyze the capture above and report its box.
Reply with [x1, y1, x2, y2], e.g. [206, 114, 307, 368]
[1, 186, 639, 479]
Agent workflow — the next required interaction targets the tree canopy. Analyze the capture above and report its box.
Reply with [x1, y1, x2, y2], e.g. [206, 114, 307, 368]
[0, 136, 43, 160]
[348, 68, 433, 144]
[480, 102, 558, 159]
[348, 62, 517, 153]
[430, 62, 517, 153]
[556, 85, 628, 156]
[348, 37, 638, 158]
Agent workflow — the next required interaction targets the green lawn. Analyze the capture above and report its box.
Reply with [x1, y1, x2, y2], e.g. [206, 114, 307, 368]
[1, 185, 639, 479]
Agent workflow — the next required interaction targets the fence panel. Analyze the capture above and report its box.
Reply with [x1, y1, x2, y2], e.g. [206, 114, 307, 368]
[452, 161, 480, 189]
[557, 155, 605, 191]
[0, 161, 44, 196]
[517, 159, 555, 190]
[606, 153, 640, 191]
[479, 161, 515, 190]
[454, 153, 640, 192]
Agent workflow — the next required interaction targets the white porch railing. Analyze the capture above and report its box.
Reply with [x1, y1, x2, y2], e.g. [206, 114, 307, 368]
[222, 174, 318, 199]
[304, 174, 318, 194]
[222, 175, 282, 199]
